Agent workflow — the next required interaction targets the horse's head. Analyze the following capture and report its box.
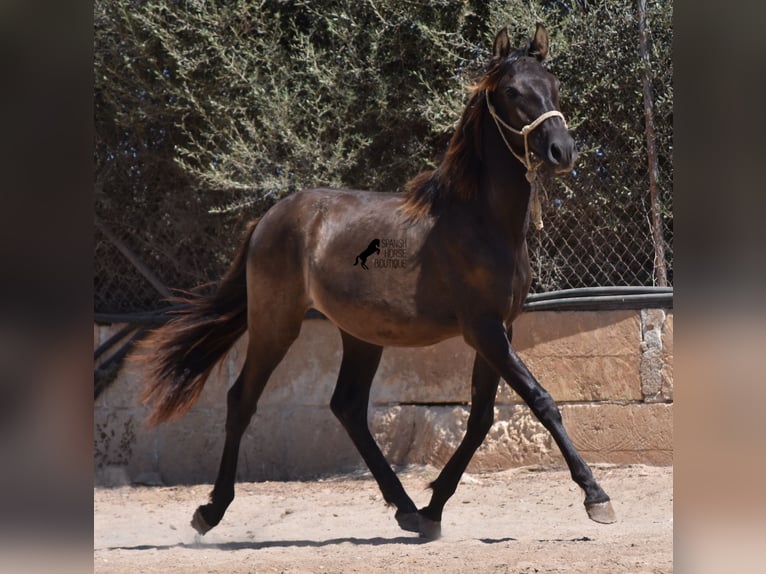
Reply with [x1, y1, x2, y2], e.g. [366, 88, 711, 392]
[485, 24, 577, 174]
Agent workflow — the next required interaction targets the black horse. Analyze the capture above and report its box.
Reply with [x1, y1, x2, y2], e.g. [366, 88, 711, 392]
[141, 24, 616, 540]
[353, 238, 381, 270]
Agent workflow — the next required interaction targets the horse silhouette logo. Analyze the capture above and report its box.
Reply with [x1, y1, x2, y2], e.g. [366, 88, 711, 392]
[353, 239, 380, 270]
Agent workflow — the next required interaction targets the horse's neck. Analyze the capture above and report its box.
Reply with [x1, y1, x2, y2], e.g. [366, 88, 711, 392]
[479, 119, 532, 243]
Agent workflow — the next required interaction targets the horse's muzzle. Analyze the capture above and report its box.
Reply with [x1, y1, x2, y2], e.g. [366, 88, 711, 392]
[547, 134, 577, 172]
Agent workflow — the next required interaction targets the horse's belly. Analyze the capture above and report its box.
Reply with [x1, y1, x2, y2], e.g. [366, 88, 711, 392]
[310, 290, 460, 348]
[325, 314, 460, 347]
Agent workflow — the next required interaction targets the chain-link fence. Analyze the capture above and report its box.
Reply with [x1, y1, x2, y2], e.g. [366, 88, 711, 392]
[94, 1, 672, 317]
[527, 118, 673, 292]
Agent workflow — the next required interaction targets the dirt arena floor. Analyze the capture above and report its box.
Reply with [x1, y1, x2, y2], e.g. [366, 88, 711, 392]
[94, 464, 672, 573]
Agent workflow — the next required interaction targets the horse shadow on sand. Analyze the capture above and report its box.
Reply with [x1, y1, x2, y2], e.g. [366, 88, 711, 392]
[106, 535, 432, 552]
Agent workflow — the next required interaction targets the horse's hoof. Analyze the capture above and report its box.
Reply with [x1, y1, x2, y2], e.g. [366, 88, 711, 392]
[191, 507, 213, 535]
[585, 500, 617, 524]
[395, 511, 420, 533]
[418, 515, 442, 540]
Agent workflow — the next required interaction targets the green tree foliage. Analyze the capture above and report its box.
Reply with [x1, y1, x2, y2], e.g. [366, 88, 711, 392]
[95, 0, 672, 312]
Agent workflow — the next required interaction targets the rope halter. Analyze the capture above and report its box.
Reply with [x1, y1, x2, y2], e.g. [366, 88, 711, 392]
[484, 89, 567, 178]
[484, 89, 568, 230]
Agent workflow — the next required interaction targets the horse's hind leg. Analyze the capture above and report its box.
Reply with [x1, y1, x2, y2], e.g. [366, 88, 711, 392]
[191, 363, 258, 534]
[330, 330, 419, 532]
[418, 353, 500, 539]
[191, 309, 304, 535]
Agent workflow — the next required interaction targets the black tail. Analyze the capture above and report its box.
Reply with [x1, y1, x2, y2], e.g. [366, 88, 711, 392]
[139, 220, 258, 426]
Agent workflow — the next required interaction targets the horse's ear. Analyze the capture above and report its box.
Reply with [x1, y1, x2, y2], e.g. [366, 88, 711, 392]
[529, 23, 549, 61]
[492, 27, 511, 60]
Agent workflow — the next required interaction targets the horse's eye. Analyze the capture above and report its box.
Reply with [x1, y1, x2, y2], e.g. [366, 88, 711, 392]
[505, 86, 520, 99]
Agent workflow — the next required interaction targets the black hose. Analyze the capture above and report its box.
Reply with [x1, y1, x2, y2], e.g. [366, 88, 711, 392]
[523, 292, 672, 312]
[525, 286, 672, 303]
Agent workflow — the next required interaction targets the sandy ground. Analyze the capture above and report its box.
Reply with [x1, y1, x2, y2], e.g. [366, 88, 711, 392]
[94, 464, 672, 573]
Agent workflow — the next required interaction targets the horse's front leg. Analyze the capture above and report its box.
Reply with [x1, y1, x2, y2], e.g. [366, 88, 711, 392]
[418, 352, 499, 538]
[465, 317, 616, 524]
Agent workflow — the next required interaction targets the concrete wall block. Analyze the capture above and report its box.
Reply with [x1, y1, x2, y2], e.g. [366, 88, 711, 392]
[561, 403, 673, 465]
[257, 320, 343, 407]
[469, 405, 561, 471]
[94, 407, 158, 486]
[371, 311, 644, 406]
[156, 408, 226, 484]
[661, 313, 674, 401]
[496, 355, 642, 404]
[378, 405, 560, 472]
[372, 339, 473, 405]
[370, 405, 418, 463]
[512, 310, 641, 356]
[640, 309, 673, 402]
[500, 310, 643, 404]
[94, 324, 121, 354]
[240, 406, 360, 480]
[158, 405, 364, 483]
[405, 406, 469, 467]
[153, 402, 361, 484]
[96, 359, 149, 410]
[95, 324, 141, 409]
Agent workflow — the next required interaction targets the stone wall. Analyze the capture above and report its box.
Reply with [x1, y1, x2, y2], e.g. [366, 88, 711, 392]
[94, 309, 673, 486]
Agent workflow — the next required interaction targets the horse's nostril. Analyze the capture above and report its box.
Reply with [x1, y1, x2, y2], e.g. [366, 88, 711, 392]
[549, 142, 563, 164]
